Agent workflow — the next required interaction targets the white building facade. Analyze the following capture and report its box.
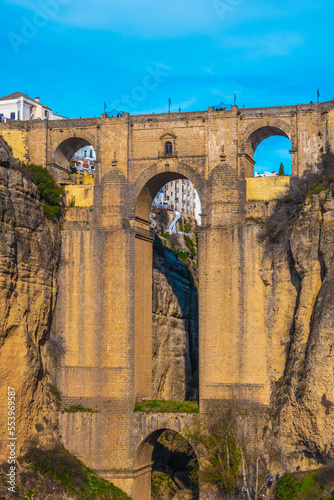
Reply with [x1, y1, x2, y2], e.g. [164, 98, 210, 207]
[74, 146, 96, 161]
[153, 179, 201, 224]
[72, 146, 96, 176]
[0, 92, 66, 122]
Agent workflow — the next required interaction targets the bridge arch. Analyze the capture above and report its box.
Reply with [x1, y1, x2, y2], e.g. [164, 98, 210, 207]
[53, 132, 98, 171]
[133, 427, 198, 500]
[134, 161, 206, 221]
[241, 119, 296, 177]
[133, 162, 204, 404]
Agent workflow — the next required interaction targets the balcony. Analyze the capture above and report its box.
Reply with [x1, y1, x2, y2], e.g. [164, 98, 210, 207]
[158, 151, 178, 159]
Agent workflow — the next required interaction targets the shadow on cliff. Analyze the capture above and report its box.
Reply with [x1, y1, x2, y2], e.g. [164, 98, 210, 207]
[153, 235, 199, 400]
[258, 151, 334, 463]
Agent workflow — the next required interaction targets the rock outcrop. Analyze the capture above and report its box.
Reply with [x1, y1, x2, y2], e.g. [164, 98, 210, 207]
[0, 136, 17, 168]
[152, 236, 199, 401]
[260, 190, 334, 467]
[150, 208, 199, 402]
[0, 165, 61, 461]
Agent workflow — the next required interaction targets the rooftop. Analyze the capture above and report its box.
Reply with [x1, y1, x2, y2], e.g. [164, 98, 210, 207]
[0, 92, 34, 102]
[0, 92, 52, 110]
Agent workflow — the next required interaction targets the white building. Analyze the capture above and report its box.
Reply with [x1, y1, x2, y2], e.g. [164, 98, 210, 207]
[153, 179, 201, 224]
[0, 92, 66, 122]
[74, 146, 96, 161]
[72, 146, 96, 176]
[254, 171, 278, 177]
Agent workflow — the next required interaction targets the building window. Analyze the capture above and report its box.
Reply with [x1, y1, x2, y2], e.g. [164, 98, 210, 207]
[45, 110, 49, 119]
[17, 111, 20, 120]
[165, 142, 173, 155]
[10, 112, 15, 120]
[90, 149, 93, 158]
[0, 114, 4, 123]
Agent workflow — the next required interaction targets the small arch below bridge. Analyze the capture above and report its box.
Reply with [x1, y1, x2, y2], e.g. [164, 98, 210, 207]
[133, 428, 199, 500]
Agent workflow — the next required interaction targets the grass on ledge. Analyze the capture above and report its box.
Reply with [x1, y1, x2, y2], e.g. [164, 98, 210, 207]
[63, 404, 100, 413]
[134, 399, 199, 413]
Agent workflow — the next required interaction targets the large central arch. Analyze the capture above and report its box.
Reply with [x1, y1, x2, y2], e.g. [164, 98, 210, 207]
[133, 162, 205, 404]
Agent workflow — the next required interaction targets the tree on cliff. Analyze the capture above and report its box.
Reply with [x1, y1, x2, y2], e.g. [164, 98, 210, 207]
[279, 163, 285, 176]
[185, 402, 272, 499]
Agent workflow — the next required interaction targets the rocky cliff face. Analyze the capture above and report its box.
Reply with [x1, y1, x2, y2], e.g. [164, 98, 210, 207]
[149, 179, 334, 472]
[260, 189, 334, 467]
[152, 238, 198, 401]
[0, 164, 61, 460]
[150, 209, 199, 402]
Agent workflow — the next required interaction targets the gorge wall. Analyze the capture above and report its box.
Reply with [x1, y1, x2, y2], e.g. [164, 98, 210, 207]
[261, 190, 334, 465]
[0, 142, 61, 462]
[152, 235, 198, 402]
[150, 209, 199, 402]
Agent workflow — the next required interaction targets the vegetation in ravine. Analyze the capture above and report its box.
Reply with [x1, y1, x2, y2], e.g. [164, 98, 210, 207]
[185, 401, 276, 500]
[260, 151, 334, 245]
[274, 468, 334, 499]
[134, 399, 199, 413]
[20, 163, 63, 220]
[151, 471, 177, 499]
[23, 446, 130, 499]
[151, 430, 199, 499]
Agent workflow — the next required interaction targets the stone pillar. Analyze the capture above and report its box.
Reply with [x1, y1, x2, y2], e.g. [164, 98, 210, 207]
[133, 462, 153, 500]
[133, 216, 155, 402]
[290, 147, 298, 177]
[238, 152, 256, 178]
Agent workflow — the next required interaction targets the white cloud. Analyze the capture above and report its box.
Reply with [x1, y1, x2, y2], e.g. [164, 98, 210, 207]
[3, 0, 221, 37]
[219, 31, 304, 57]
[210, 88, 225, 97]
[203, 65, 214, 75]
[275, 149, 291, 158]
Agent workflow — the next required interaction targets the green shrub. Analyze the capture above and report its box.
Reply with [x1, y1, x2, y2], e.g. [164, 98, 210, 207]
[274, 469, 334, 500]
[20, 164, 63, 220]
[186, 237, 196, 257]
[42, 204, 61, 220]
[159, 231, 170, 238]
[171, 248, 188, 264]
[24, 446, 130, 499]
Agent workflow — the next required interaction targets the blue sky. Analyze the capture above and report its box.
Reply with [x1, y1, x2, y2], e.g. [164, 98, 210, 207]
[1, 0, 333, 172]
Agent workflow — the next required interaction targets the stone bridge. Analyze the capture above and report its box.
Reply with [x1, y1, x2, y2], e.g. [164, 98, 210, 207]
[2, 100, 334, 499]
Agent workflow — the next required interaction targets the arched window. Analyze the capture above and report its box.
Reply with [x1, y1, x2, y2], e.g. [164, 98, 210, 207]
[165, 141, 173, 156]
